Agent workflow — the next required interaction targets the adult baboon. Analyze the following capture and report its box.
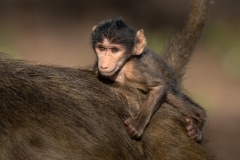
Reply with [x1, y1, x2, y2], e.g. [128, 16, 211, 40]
[0, 54, 214, 160]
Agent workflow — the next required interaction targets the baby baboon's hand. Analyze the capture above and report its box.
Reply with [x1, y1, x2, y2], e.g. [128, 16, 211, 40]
[124, 118, 145, 140]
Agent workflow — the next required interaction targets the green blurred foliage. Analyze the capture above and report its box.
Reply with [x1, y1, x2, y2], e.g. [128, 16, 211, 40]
[146, 27, 177, 54]
[204, 19, 240, 79]
[0, 21, 18, 55]
[203, 19, 240, 54]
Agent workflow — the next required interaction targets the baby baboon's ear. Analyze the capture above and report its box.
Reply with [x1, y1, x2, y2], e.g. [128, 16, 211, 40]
[92, 25, 97, 31]
[133, 29, 147, 55]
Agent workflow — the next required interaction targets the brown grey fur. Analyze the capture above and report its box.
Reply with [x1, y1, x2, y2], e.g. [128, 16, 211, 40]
[0, 53, 214, 159]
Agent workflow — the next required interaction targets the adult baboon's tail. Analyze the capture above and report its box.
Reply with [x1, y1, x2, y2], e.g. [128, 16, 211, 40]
[162, 0, 211, 81]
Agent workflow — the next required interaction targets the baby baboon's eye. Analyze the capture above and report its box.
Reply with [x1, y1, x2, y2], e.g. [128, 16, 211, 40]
[111, 48, 119, 53]
[98, 46, 106, 51]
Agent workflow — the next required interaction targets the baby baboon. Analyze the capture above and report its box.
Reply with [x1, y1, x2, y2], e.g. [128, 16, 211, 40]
[92, 0, 211, 141]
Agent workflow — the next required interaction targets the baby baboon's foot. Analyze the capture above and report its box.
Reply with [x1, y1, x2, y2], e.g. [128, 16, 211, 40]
[186, 118, 202, 142]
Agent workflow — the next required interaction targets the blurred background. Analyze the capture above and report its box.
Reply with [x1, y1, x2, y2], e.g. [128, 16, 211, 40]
[0, 0, 239, 159]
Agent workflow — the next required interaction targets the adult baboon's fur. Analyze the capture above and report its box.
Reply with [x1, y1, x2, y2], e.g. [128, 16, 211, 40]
[0, 54, 214, 160]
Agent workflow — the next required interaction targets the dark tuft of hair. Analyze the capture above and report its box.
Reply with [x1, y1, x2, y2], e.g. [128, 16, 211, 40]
[91, 17, 136, 52]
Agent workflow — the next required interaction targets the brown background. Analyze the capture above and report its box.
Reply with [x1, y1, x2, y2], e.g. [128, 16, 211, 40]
[0, 0, 240, 159]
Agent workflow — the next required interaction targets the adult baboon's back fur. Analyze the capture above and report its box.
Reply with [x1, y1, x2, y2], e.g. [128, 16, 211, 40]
[0, 54, 214, 160]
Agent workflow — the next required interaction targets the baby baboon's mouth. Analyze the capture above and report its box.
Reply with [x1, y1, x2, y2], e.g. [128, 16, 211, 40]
[100, 70, 116, 76]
